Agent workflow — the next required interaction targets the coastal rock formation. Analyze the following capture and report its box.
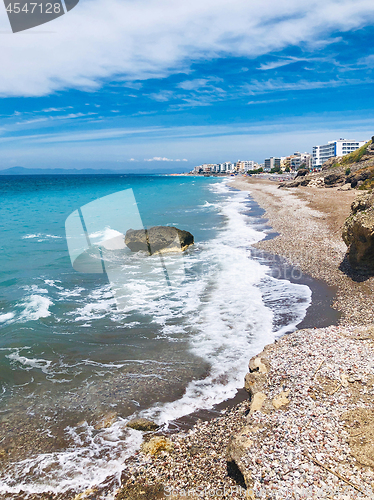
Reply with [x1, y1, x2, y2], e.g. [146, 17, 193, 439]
[125, 226, 194, 254]
[295, 168, 309, 178]
[324, 172, 345, 186]
[342, 191, 374, 272]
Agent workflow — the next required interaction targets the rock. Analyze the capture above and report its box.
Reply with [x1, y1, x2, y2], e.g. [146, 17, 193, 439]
[342, 192, 374, 272]
[73, 489, 97, 500]
[249, 356, 269, 374]
[272, 390, 290, 409]
[94, 412, 117, 430]
[244, 372, 266, 396]
[324, 172, 345, 186]
[337, 183, 351, 191]
[351, 192, 374, 214]
[250, 392, 267, 413]
[125, 226, 194, 254]
[321, 156, 343, 171]
[347, 168, 373, 188]
[141, 436, 173, 455]
[295, 168, 309, 178]
[126, 418, 159, 432]
[226, 426, 255, 488]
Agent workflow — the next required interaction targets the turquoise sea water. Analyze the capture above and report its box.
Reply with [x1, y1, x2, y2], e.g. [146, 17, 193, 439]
[0, 174, 311, 495]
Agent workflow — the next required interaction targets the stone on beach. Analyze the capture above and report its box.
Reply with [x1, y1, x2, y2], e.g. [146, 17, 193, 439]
[141, 436, 173, 455]
[125, 226, 194, 254]
[126, 418, 159, 431]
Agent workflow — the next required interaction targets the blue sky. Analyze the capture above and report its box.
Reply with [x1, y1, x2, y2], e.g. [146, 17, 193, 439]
[0, 0, 374, 172]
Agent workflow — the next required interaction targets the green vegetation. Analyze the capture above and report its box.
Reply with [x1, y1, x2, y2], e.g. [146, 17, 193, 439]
[270, 166, 281, 174]
[247, 167, 263, 174]
[285, 166, 290, 173]
[345, 168, 351, 176]
[359, 177, 374, 190]
[341, 140, 372, 165]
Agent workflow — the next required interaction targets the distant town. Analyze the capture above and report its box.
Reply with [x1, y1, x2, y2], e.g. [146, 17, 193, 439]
[189, 138, 368, 175]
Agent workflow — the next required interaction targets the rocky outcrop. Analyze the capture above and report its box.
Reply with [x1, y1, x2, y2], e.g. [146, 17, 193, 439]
[342, 191, 374, 272]
[295, 168, 309, 178]
[324, 172, 345, 186]
[346, 166, 374, 189]
[125, 226, 194, 254]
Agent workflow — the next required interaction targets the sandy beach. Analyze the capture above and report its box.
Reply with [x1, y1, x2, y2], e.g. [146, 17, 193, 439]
[111, 178, 374, 500]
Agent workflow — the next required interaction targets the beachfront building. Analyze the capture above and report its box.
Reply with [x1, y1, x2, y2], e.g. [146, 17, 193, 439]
[235, 160, 255, 173]
[218, 162, 234, 173]
[312, 139, 367, 168]
[264, 157, 281, 172]
[289, 152, 312, 171]
[192, 165, 203, 174]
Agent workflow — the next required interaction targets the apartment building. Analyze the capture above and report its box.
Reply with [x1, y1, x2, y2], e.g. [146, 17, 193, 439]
[288, 152, 312, 171]
[235, 160, 255, 172]
[264, 157, 281, 171]
[313, 139, 367, 168]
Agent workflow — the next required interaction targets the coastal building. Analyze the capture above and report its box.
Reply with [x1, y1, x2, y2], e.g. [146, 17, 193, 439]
[313, 139, 367, 168]
[264, 157, 281, 172]
[200, 164, 216, 173]
[235, 160, 255, 172]
[219, 162, 234, 173]
[289, 152, 312, 171]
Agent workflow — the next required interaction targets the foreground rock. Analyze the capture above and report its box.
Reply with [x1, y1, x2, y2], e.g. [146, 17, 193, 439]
[343, 191, 374, 272]
[125, 226, 194, 254]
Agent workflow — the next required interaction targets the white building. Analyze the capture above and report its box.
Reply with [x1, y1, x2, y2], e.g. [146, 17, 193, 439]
[236, 160, 255, 172]
[289, 152, 312, 171]
[313, 139, 367, 168]
[218, 162, 234, 173]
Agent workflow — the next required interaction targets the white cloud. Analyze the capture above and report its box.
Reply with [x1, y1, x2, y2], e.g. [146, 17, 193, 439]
[243, 77, 373, 94]
[0, 0, 373, 97]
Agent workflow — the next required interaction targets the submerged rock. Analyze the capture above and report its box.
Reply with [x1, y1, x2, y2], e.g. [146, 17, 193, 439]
[126, 418, 159, 432]
[342, 191, 374, 272]
[125, 226, 194, 254]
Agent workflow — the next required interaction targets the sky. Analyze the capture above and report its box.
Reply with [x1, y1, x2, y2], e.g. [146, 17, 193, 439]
[0, 0, 374, 172]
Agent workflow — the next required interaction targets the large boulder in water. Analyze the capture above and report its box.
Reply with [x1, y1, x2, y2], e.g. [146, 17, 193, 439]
[125, 226, 194, 254]
[342, 191, 374, 272]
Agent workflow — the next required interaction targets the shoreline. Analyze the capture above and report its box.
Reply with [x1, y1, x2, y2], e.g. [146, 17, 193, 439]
[113, 178, 374, 500]
[231, 177, 374, 327]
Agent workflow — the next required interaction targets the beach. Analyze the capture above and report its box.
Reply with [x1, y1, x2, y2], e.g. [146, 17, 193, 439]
[114, 178, 374, 500]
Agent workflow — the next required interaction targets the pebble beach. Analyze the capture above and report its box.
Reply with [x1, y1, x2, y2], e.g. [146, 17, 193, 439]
[113, 178, 374, 500]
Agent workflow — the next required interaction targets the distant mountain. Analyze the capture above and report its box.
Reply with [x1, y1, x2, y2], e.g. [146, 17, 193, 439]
[0, 166, 126, 175]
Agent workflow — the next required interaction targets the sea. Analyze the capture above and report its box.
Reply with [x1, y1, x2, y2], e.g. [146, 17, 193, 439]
[0, 174, 312, 496]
